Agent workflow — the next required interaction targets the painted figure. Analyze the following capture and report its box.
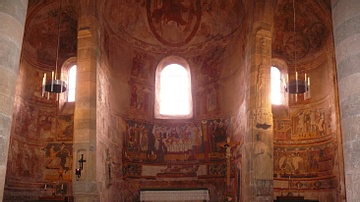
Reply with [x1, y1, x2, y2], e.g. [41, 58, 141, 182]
[56, 143, 71, 172]
[253, 133, 272, 180]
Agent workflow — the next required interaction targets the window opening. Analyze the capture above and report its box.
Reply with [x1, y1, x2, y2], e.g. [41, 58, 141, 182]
[155, 57, 193, 119]
[67, 65, 76, 102]
[271, 66, 282, 105]
[159, 64, 190, 116]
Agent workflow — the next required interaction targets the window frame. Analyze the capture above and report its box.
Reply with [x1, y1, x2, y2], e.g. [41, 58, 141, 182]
[60, 57, 77, 103]
[154, 56, 193, 119]
[271, 59, 289, 107]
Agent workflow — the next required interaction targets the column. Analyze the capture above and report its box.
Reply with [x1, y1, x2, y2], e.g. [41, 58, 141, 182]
[0, 0, 28, 200]
[332, 0, 360, 201]
[242, 1, 274, 201]
[72, 1, 99, 201]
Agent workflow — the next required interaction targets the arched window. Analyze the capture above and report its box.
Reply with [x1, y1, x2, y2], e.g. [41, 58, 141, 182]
[155, 57, 193, 119]
[67, 65, 77, 102]
[271, 66, 282, 105]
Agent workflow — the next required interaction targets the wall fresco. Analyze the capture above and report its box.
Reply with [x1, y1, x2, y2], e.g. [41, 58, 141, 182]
[274, 141, 336, 178]
[292, 107, 329, 140]
[273, 102, 339, 194]
[55, 115, 74, 141]
[274, 106, 334, 142]
[146, 0, 202, 46]
[104, 0, 244, 52]
[6, 86, 75, 200]
[123, 118, 238, 179]
[7, 140, 44, 179]
[24, 2, 77, 67]
[44, 142, 72, 181]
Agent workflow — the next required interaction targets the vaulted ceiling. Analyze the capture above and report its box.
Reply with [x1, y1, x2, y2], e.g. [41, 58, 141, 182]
[22, 0, 332, 71]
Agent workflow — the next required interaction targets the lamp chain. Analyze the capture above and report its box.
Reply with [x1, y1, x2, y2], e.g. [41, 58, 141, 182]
[55, 0, 63, 80]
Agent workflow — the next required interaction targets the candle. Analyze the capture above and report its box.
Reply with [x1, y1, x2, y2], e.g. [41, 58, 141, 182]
[51, 71, 54, 92]
[42, 73, 46, 85]
[44, 184, 47, 190]
[61, 184, 64, 190]
[295, 71, 298, 93]
[42, 73, 46, 97]
[286, 74, 289, 83]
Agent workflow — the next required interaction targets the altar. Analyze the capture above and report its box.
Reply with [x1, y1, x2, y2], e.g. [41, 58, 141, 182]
[140, 188, 210, 202]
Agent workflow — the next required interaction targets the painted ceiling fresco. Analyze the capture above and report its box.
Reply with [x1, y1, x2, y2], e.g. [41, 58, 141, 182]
[272, 0, 331, 66]
[22, 0, 331, 72]
[103, 0, 244, 48]
[22, 1, 77, 68]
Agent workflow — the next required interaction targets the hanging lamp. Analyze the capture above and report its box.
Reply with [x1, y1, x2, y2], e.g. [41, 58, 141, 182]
[284, 0, 310, 101]
[42, 0, 67, 98]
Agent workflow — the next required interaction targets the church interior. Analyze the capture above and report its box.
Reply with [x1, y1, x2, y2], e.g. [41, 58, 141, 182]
[1, 0, 359, 201]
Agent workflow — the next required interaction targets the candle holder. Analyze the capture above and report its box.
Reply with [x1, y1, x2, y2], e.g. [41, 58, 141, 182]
[75, 154, 86, 180]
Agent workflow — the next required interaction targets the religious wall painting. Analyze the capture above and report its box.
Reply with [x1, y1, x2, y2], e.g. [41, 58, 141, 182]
[205, 118, 231, 154]
[306, 22, 327, 49]
[141, 160, 208, 178]
[284, 176, 338, 192]
[274, 119, 292, 140]
[208, 163, 226, 177]
[7, 139, 20, 177]
[57, 7, 78, 60]
[125, 121, 152, 156]
[193, 47, 225, 81]
[146, 0, 202, 46]
[24, 4, 77, 67]
[206, 83, 220, 112]
[291, 107, 330, 140]
[274, 141, 336, 179]
[44, 142, 72, 181]
[38, 109, 56, 141]
[124, 118, 235, 163]
[122, 163, 142, 178]
[273, 1, 328, 61]
[125, 121, 205, 162]
[135, 162, 227, 179]
[14, 103, 38, 140]
[156, 163, 200, 178]
[7, 140, 45, 179]
[194, 82, 221, 116]
[130, 51, 153, 81]
[56, 114, 73, 141]
[284, 33, 310, 60]
[253, 133, 273, 181]
[195, 88, 206, 116]
[129, 83, 152, 114]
